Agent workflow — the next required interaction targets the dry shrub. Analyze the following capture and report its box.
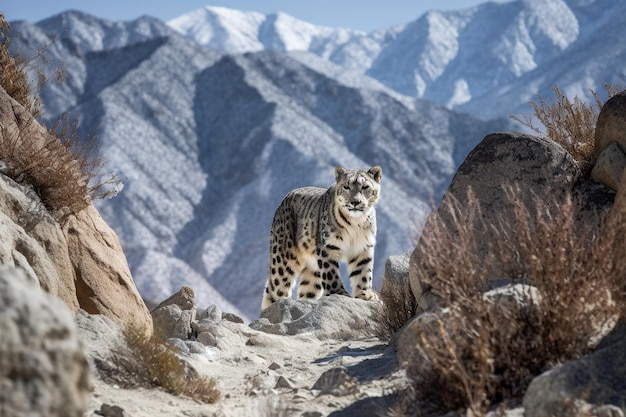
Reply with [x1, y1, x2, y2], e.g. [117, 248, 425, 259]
[0, 116, 118, 220]
[378, 270, 418, 341]
[121, 323, 221, 404]
[0, 13, 41, 117]
[511, 85, 605, 176]
[399, 187, 621, 416]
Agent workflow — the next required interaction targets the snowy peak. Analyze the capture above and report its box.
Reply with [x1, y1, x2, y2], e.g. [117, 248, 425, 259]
[168, 6, 266, 52]
[168, 6, 366, 55]
[166, 0, 625, 122]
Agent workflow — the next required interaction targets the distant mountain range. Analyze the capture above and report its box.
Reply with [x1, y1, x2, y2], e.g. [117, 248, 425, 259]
[8, 0, 623, 319]
[170, 0, 626, 119]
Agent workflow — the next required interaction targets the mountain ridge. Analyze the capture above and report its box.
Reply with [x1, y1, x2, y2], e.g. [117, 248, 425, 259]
[169, 0, 625, 120]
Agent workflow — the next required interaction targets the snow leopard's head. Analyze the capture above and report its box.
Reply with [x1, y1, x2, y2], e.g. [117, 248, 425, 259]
[334, 166, 382, 219]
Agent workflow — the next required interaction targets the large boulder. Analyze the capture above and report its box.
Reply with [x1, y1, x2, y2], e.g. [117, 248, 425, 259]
[62, 204, 152, 334]
[593, 89, 626, 160]
[0, 266, 91, 417]
[408, 132, 582, 304]
[591, 90, 626, 190]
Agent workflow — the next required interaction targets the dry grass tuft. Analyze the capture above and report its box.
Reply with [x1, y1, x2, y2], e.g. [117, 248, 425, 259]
[511, 85, 606, 176]
[0, 116, 118, 220]
[377, 270, 418, 341]
[0, 13, 42, 117]
[0, 13, 118, 220]
[122, 323, 221, 404]
[393, 187, 622, 416]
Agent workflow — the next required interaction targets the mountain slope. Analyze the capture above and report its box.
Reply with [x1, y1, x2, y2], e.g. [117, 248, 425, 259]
[169, 0, 626, 121]
[10, 12, 511, 319]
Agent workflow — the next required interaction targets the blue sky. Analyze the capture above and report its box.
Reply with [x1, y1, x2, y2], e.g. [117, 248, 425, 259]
[3, 1, 508, 32]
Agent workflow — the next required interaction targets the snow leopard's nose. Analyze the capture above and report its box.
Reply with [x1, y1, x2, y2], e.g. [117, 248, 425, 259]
[350, 200, 360, 207]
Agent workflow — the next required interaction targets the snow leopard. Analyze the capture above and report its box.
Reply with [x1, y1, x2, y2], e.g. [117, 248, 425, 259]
[261, 166, 382, 310]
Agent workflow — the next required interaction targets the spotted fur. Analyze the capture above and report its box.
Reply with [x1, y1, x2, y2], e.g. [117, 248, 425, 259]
[261, 166, 382, 310]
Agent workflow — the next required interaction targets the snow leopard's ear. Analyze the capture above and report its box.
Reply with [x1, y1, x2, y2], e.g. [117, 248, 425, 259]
[368, 166, 382, 183]
[335, 166, 347, 182]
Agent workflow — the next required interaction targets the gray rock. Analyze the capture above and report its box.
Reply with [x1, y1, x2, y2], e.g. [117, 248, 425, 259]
[167, 338, 190, 354]
[151, 286, 198, 340]
[197, 331, 219, 347]
[194, 318, 221, 335]
[0, 266, 91, 417]
[0, 174, 78, 310]
[154, 285, 197, 319]
[408, 132, 582, 304]
[591, 142, 626, 191]
[594, 89, 626, 160]
[75, 309, 126, 377]
[98, 404, 129, 417]
[249, 295, 382, 340]
[198, 304, 222, 322]
[312, 367, 359, 396]
[523, 337, 626, 417]
[151, 304, 194, 340]
[274, 375, 294, 389]
[223, 312, 245, 324]
[382, 254, 409, 292]
[185, 340, 208, 354]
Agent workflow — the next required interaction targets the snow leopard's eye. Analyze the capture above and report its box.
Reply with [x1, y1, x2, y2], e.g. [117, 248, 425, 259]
[362, 185, 370, 190]
[343, 185, 351, 190]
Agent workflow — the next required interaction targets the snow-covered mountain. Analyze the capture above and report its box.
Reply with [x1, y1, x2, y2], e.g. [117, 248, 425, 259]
[169, 0, 626, 120]
[9, 11, 509, 319]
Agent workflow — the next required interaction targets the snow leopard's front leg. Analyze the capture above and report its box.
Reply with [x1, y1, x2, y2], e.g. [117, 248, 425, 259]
[316, 246, 349, 297]
[347, 247, 376, 300]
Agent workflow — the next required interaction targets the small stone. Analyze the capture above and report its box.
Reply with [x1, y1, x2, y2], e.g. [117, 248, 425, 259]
[199, 305, 222, 323]
[269, 362, 281, 370]
[223, 312, 244, 323]
[167, 338, 190, 354]
[311, 367, 359, 396]
[99, 403, 129, 417]
[185, 340, 208, 354]
[274, 376, 293, 389]
[197, 332, 218, 347]
[154, 285, 197, 313]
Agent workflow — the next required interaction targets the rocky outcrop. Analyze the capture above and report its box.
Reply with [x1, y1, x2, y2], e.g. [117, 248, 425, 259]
[250, 295, 383, 340]
[408, 132, 582, 305]
[0, 174, 79, 310]
[0, 86, 151, 334]
[0, 266, 91, 417]
[63, 204, 152, 333]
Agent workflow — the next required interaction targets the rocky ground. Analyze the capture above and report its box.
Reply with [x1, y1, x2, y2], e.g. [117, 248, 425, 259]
[79, 294, 408, 417]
